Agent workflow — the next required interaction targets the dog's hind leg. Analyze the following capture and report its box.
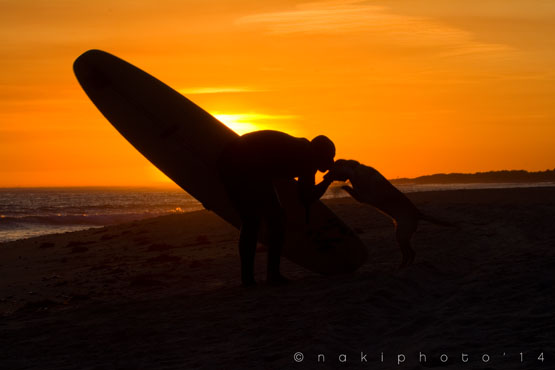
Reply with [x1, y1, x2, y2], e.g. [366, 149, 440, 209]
[395, 220, 418, 268]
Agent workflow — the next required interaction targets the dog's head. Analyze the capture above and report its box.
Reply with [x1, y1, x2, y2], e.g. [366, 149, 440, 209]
[325, 159, 360, 182]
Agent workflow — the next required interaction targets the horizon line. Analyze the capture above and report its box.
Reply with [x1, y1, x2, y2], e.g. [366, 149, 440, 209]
[1, 168, 553, 189]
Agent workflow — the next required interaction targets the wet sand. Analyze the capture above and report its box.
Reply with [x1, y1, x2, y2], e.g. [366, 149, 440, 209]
[1, 187, 554, 369]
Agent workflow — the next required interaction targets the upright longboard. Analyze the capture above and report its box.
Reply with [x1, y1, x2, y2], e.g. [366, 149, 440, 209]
[73, 49, 367, 274]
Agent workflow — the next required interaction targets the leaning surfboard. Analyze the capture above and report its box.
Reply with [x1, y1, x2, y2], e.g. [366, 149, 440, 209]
[73, 49, 367, 274]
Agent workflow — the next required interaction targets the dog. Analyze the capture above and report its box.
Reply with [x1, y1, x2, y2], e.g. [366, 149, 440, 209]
[325, 159, 454, 268]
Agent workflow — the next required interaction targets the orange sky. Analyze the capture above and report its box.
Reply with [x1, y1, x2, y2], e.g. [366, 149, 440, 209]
[1, 0, 554, 187]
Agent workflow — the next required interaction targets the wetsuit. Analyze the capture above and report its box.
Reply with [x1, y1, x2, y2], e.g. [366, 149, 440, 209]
[218, 130, 331, 285]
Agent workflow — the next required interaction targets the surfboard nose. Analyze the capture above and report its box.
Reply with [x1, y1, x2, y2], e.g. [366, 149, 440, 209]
[73, 50, 112, 89]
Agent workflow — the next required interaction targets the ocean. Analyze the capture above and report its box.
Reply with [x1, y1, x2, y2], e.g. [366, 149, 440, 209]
[0, 187, 202, 243]
[1, 182, 553, 243]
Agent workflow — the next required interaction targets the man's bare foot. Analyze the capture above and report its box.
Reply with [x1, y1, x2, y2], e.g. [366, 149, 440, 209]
[266, 273, 290, 286]
[241, 278, 257, 288]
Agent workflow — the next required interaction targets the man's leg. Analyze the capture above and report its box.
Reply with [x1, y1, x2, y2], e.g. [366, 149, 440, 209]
[220, 167, 260, 287]
[263, 186, 287, 285]
[238, 214, 259, 286]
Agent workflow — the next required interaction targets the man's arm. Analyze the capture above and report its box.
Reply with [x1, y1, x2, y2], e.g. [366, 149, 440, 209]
[298, 170, 333, 222]
[312, 176, 333, 201]
[299, 170, 334, 203]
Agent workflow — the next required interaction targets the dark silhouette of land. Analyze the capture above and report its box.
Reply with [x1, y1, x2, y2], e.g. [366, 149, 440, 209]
[390, 169, 555, 185]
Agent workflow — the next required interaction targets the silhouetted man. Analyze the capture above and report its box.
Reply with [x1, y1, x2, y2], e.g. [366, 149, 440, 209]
[218, 130, 336, 286]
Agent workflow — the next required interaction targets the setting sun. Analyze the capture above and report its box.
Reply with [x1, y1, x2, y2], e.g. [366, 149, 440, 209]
[213, 113, 298, 136]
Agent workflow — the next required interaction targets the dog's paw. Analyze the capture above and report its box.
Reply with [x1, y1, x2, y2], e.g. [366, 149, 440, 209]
[399, 249, 415, 269]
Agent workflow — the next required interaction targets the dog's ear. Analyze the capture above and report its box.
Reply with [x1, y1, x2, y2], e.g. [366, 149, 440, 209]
[346, 160, 360, 168]
[333, 159, 348, 168]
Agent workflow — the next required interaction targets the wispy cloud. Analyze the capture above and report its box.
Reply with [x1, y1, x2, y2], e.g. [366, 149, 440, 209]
[237, 0, 510, 56]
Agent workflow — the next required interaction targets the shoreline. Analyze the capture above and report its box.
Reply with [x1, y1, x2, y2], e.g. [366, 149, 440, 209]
[2, 184, 555, 245]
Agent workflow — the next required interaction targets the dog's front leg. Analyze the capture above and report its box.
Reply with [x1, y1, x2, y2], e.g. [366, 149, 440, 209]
[341, 185, 365, 203]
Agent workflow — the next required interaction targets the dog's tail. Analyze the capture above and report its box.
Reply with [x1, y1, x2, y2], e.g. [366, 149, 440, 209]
[418, 212, 458, 228]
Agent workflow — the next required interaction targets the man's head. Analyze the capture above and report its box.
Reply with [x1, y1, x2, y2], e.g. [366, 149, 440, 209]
[310, 135, 335, 172]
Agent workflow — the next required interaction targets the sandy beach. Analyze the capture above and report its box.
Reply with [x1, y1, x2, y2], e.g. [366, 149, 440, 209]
[1, 187, 554, 369]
